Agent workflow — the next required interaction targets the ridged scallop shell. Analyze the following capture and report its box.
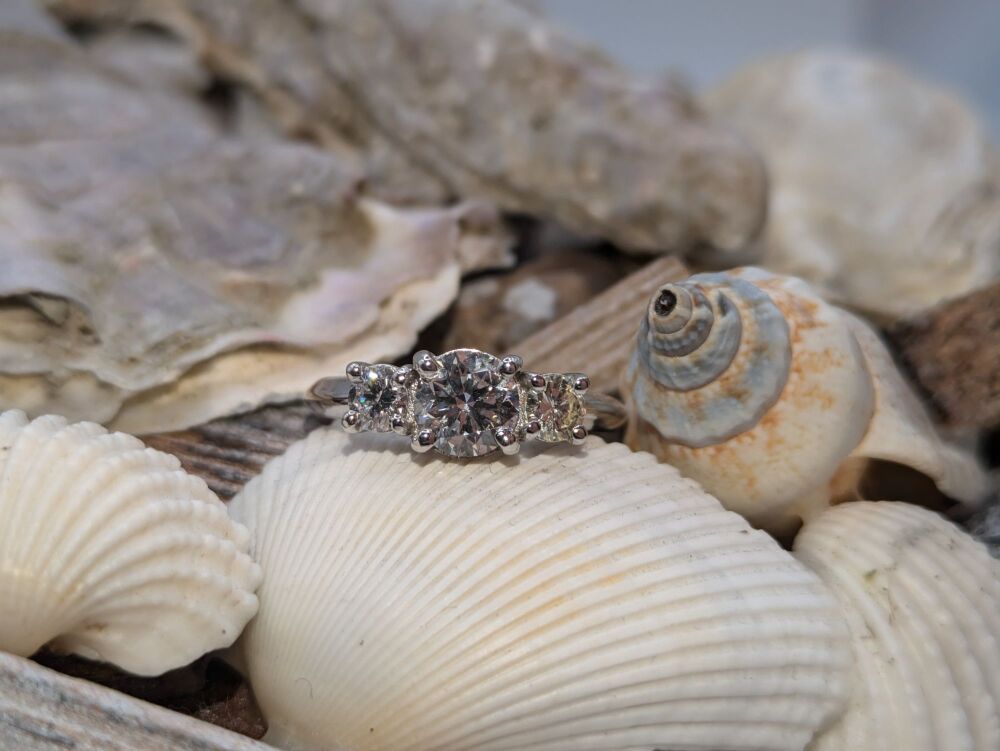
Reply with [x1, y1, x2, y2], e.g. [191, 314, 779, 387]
[0, 410, 261, 676]
[623, 267, 988, 536]
[229, 428, 850, 751]
[794, 502, 1000, 751]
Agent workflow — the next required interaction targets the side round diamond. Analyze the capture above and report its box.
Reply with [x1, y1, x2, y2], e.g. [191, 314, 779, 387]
[349, 364, 406, 432]
[525, 374, 584, 442]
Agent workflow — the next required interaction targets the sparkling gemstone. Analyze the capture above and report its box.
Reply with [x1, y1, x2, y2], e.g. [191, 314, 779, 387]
[348, 364, 404, 432]
[412, 349, 520, 457]
[526, 374, 584, 442]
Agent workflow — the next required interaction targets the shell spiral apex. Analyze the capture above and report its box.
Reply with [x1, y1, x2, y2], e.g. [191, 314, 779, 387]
[795, 502, 1000, 751]
[623, 267, 989, 536]
[0, 409, 262, 676]
[229, 428, 850, 751]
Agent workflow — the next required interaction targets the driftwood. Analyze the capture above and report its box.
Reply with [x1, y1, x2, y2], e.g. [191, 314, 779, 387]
[47, 0, 766, 256]
[887, 280, 1000, 430]
[516, 255, 688, 393]
[0, 651, 276, 751]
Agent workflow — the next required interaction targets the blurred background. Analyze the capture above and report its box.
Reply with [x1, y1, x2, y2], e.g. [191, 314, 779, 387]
[541, 0, 1000, 139]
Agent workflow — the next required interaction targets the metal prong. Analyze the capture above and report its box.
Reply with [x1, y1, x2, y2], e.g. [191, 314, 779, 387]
[570, 374, 590, 394]
[390, 414, 408, 434]
[345, 361, 366, 382]
[498, 355, 523, 377]
[393, 365, 415, 386]
[413, 350, 440, 378]
[412, 429, 436, 453]
[528, 373, 546, 389]
[524, 420, 542, 439]
[569, 425, 587, 445]
[341, 410, 363, 432]
[495, 426, 519, 455]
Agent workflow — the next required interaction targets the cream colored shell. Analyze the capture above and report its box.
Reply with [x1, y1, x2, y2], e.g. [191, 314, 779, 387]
[795, 502, 1000, 751]
[623, 268, 988, 537]
[229, 429, 850, 751]
[0, 410, 261, 676]
[706, 50, 1000, 320]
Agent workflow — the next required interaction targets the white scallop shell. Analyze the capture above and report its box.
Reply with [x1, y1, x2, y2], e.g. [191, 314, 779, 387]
[0, 410, 261, 676]
[229, 428, 850, 751]
[623, 268, 988, 536]
[794, 502, 1000, 751]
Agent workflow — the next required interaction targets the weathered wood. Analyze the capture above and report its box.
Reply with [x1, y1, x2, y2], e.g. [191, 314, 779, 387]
[143, 401, 330, 499]
[0, 651, 277, 751]
[887, 280, 1000, 429]
[516, 255, 689, 394]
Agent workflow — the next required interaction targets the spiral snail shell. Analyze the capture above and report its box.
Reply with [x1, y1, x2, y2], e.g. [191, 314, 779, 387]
[622, 268, 987, 536]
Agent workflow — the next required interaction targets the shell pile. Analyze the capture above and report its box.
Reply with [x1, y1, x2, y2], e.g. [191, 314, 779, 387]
[228, 429, 850, 751]
[622, 267, 988, 536]
[796, 502, 1000, 751]
[0, 410, 261, 676]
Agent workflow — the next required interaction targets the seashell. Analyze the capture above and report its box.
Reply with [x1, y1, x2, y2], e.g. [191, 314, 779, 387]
[706, 50, 1000, 320]
[794, 501, 1000, 751]
[0, 409, 261, 676]
[622, 267, 989, 536]
[228, 428, 850, 751]
[0, 15, 512, 433]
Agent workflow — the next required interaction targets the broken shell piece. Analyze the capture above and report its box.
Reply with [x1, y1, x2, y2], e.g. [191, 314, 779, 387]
[0, 410, 261, 676]
[623, 268, 988, 536]
[229, 429, 849, 751]
[795, 502, 1000, 751]
[707, 50, 1000, 320]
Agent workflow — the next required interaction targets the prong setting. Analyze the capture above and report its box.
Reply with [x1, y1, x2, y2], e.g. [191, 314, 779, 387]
[412, 429, 436, 453]
[414, 350, 441, 378]
[345, 361, 366, 382]
[341, 410, 362, 432]
[571, 374, 590, 394]
[528, 373, 546, 389]
[570, 425, 587, 445]
[390, 414, 408, 434]
[494, 427, 519, 455]
[393, 365, 416, 386]
[524, 419, 542, 438]
[498, 355, 523, 377]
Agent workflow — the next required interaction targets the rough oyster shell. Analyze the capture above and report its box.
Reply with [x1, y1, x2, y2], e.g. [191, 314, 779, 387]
[228, 429, 850, 751]
[795, 502, 1000, 751]
[0, 409, 261, 676]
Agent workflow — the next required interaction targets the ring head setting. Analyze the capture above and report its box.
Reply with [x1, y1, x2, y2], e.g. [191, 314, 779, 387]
[333, 348, 588, 458]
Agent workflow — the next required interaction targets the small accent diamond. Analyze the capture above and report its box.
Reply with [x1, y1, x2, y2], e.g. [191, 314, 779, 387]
[348, 365, 405, 432]
[526, 374, 584, 442]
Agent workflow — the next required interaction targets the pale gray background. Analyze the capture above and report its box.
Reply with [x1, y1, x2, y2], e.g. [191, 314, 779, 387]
[540, 0, 1000, 141]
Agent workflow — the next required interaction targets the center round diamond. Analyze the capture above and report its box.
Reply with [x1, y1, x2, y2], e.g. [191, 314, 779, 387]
[412, 349, 520, 457]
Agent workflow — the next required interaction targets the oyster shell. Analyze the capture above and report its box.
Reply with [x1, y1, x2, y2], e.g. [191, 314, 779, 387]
[0, 12, 512, 432]
[228, 429, 850, 751]
[707, 50, 1000, 320]
[623, 268, 989, 536]
[0, 410, 261, 676]
[795, 502, 1000, 750]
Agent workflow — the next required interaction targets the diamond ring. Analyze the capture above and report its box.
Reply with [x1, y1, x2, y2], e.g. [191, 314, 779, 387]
[308, 348, 626, 458]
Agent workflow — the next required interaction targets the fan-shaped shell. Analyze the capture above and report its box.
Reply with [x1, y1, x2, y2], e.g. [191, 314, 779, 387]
[0, 410, 261, 676]
[794, 502, 1000, 751]
[229, 428, 850, 751]
[623, 268, 988, 536]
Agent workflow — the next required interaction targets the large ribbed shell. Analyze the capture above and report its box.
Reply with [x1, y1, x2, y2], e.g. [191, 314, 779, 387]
[229, 429, 850, 751]
[624, 268, 875, 534]
[0, 410, 261, 676]
[795, 502, 1000, 751]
